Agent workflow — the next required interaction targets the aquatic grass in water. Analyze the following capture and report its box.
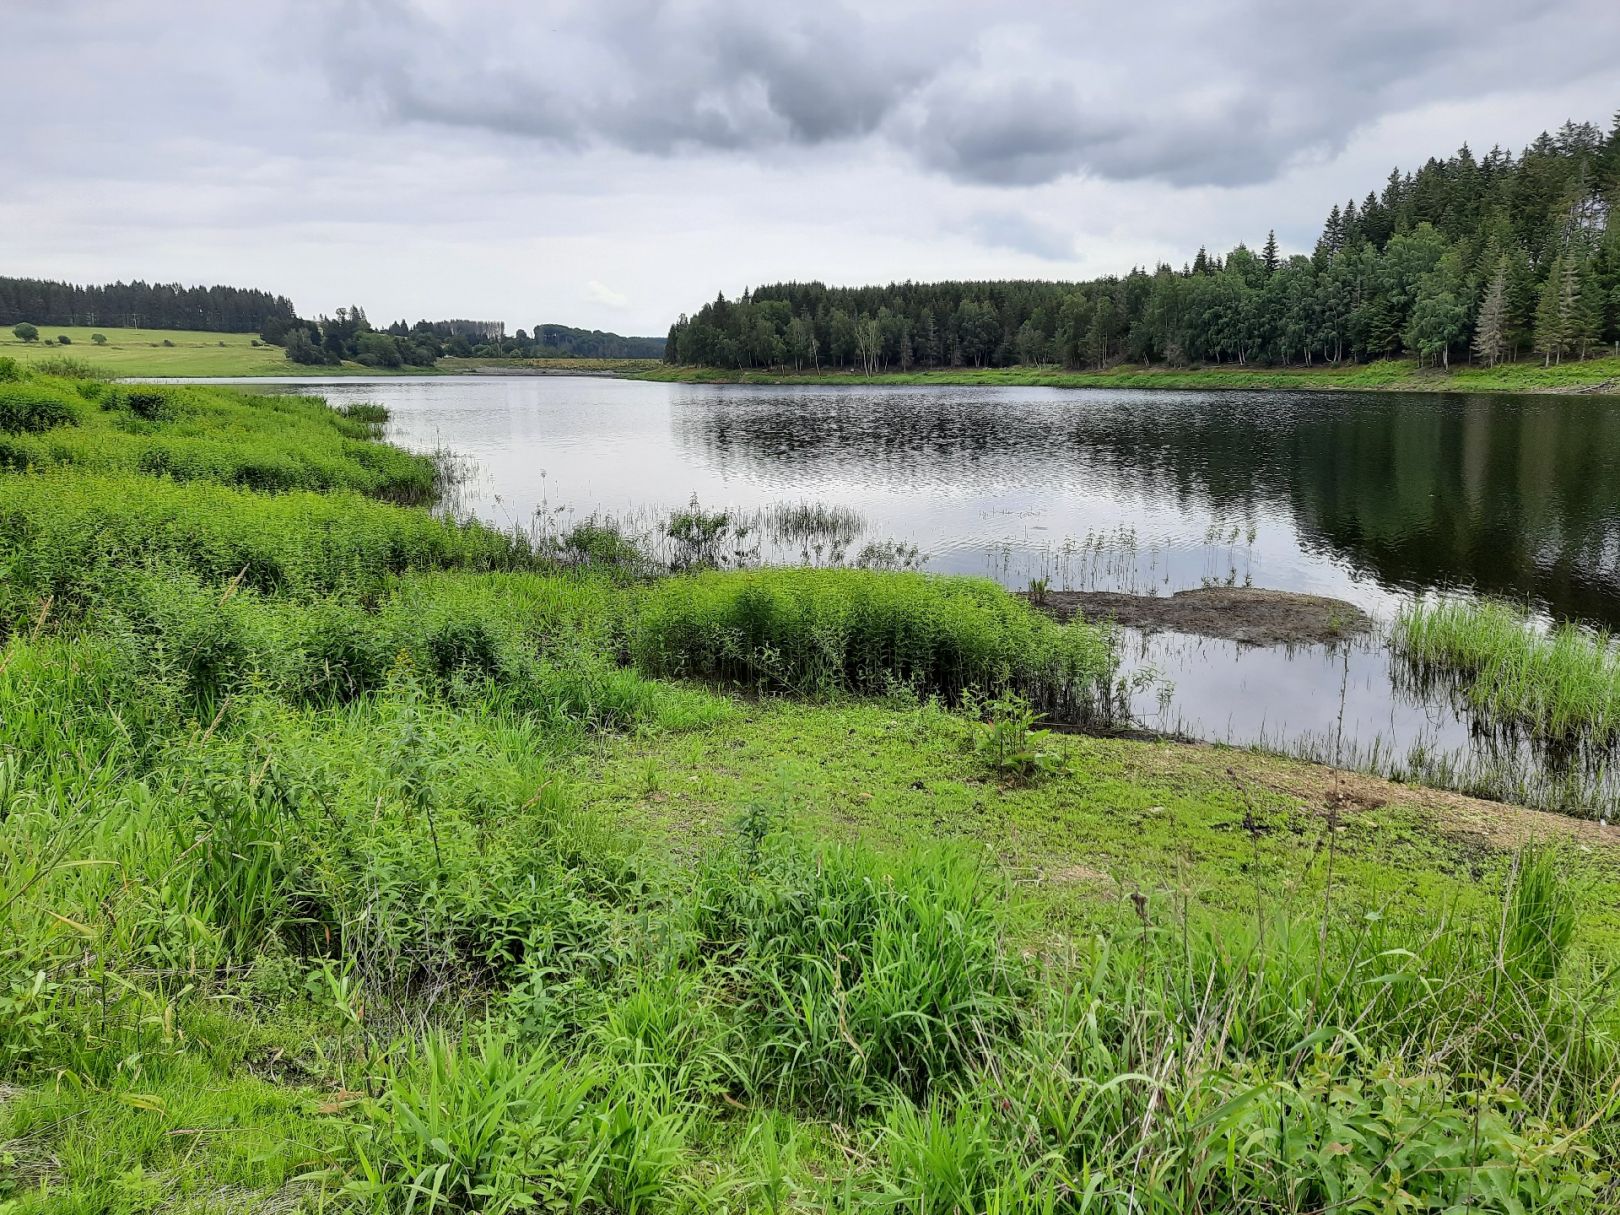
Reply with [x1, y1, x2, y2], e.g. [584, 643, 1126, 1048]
[1397, 599, 1620, 745]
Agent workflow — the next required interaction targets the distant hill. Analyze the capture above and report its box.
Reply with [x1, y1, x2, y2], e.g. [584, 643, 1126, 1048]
[529, 323, 665, 359]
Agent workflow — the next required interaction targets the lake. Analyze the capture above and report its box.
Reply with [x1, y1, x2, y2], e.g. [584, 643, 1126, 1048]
[199, 375, 1620, 813]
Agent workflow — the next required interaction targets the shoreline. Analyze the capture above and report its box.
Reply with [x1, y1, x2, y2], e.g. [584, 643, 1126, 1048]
[629, 357, 1620, 395]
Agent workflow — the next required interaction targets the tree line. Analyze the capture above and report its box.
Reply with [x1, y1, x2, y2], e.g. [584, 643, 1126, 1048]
[262, 310, 666, 367]
[0, 277, 295, 333]
[665, 118, 1620, 373]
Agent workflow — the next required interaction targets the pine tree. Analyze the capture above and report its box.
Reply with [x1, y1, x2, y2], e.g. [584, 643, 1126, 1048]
[1471, 259, 1509, 367]
[1261, 230, 1280, 275]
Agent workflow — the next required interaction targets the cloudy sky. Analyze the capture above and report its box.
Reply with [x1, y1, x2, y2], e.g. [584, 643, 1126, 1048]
[6, 1, 1616, 336]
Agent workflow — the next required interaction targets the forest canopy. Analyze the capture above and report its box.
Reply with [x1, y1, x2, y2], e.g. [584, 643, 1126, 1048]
[0, 277, 295, 333]
[665, 118, 1620, 373]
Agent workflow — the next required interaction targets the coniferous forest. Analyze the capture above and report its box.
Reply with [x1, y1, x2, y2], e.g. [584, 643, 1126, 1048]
[0, 277, 296, 333]
[665, 119, 1620, 373]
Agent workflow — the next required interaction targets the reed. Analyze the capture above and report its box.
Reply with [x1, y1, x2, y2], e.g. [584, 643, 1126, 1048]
[1397, 599, 1620, 743]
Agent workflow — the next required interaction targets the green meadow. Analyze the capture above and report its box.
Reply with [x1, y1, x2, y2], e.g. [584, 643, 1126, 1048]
[3, 357, 1620, 1212]
[0, 326, 424, 378]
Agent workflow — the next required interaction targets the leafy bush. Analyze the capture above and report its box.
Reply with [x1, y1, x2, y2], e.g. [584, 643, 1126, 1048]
[11, 322, 37, 342]
[0, 382, 81, 433]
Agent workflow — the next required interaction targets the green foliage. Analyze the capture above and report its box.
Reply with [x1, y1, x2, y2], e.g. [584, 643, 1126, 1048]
[0, 473, 528, 621]
[970, 691, 1065, 780]
[667, 118, 1620, 375]
[695, 832, 1020, 1114]
[0, 376, 438, 498]
[345, 1027, 692, 1215]
[0, 382, 80, 433]
[4, 370, 1620, 1211]
[633, 567, 1120, 723]
[10, 323, 38, 343]
[1397, 599, 1620, 742]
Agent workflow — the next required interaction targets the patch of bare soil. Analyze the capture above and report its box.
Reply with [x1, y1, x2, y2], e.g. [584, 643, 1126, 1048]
[1152, 740, 1620, 854]
[1024, 586, 1373, 646]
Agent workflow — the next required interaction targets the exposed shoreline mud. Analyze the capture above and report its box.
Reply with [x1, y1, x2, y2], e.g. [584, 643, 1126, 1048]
[1022, 586, 1374, 646]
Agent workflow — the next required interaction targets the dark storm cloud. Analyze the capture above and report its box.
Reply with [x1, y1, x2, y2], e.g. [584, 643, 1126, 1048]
[317, 0, 1619, 190]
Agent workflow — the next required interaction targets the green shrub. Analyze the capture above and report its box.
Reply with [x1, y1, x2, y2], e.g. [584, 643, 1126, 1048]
[0, 382, 80, 434]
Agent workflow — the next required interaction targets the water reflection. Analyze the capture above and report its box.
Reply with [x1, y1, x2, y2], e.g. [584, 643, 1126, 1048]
[668, 385, 1620, 627]
[205, 374, 1620, 814]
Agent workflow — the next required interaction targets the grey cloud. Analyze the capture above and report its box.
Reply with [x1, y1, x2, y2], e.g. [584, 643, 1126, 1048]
[315, 0, 1619, 191]
[963, 210, 1075, 261]
[325, 0, 935, 155]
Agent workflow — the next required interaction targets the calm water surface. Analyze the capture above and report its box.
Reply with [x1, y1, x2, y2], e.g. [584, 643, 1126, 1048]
[206, 375, 1620, 812]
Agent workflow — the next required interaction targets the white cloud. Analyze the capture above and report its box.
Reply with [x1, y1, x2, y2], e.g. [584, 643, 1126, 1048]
[585, 280, 631, 310]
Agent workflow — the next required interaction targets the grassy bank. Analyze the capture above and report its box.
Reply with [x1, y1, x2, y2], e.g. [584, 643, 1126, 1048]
[4, 366, 1620, 1212]
[637, 355, 1620, 395]
[0, 327, 436, 378]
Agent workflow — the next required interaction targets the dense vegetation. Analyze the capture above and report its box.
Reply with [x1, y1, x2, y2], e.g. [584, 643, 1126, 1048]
[1398, 599, 1620, 744]
[2, 284, 664, 374]
[0, 276, 295, 333]
[4, 367, 1619, 1211]
[263, 308, 664, 369]
[666, 118, 1620, 373]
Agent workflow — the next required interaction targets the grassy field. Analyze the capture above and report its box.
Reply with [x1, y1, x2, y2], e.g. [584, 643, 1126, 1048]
[639, 355, 1620, 394]
[3, 362, 1620, 1212]
[0, 325, 429, 377]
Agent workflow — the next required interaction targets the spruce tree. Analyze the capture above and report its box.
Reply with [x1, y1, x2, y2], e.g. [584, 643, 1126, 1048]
[1535, 255, 1570, 365]
[1261, 230, 1280, 275]
[1472, 259, 1510, 366]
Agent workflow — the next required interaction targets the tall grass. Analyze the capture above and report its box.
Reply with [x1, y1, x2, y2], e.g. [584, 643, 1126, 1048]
[1397, 599, 1620, 742]
[0, 471, 531, 618]
[0, 375, 437, 499]
[633, 567, 1122, 723]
